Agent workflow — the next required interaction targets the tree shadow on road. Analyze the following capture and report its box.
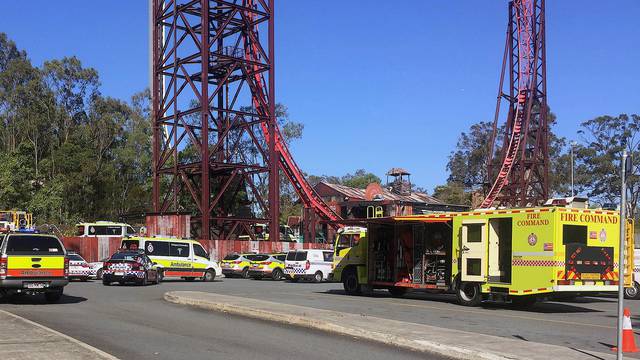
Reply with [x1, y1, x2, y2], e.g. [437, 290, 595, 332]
[320, 289, 603, 314]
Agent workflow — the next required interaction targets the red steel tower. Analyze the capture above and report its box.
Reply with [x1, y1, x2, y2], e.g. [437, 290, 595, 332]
[151, 0, 340, 240]
[483, 0, 549, 208]
[151, 0, 279, 240]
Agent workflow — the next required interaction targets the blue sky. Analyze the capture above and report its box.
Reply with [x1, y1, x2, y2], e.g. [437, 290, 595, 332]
[2, 1, 638, 193]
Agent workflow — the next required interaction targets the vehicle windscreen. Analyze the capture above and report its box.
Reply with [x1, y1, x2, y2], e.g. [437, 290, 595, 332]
[5, 235, 64, 255]
[68, 254, 84, 261]
[252, 255, 270, 262]
[224, 254, 240, 261]
[286, 251, 307, 261]
[121, 239, 140, 250]
[245, 254, 262, 261]
[109, 253, 141, 262]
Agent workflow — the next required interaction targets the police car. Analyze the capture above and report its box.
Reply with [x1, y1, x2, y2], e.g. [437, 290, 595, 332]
[284, 250, 334, 282]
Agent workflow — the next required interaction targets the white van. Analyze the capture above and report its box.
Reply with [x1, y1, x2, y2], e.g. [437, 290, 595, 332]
[284, 249, 334, 282]
[76, 221, 136, 237]
[121, 237, 222, 281]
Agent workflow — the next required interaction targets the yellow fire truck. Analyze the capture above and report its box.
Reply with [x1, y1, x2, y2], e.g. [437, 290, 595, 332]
[333, 206, 633, 306]
[0, 211, 34, 232]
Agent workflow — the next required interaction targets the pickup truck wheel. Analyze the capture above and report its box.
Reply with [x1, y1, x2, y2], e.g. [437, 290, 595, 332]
[343, 269, 361, 295]
[388, 286, 408, 297]
[44, 289, 63, 303]
[625, 281, 640, 300]
[456, 282, 482, 306]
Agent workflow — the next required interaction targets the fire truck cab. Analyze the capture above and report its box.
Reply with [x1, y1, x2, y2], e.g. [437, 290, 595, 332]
[334, 206, 633, 306]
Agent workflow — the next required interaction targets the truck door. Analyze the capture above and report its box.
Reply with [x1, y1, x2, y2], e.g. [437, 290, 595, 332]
[461, 220, 487, 282]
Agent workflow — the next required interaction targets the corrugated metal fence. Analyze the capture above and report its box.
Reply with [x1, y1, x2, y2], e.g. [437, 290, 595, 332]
[62, 237, 332, 263]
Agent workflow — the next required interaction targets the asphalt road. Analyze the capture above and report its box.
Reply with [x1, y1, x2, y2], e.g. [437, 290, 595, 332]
[209, 278, 640, 357]
[0, 279, 442, 360]
[1, 277, 638, 358]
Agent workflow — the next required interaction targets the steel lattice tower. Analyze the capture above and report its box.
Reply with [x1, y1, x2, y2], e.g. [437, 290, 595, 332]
[151, 0, 280, 240]
[484, 0, 549, 208]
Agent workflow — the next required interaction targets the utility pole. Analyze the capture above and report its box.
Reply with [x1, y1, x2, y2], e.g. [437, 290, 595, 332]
[617, 149, 628, 360]
[570, 140, 577, 197]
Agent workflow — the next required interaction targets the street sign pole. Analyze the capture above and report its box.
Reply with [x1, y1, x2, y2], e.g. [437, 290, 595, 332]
[617, 149, 628, 360]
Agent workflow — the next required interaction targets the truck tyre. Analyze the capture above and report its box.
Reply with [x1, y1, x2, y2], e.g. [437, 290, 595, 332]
[388, 286, 408, 297]
[44, 288, 63, 303]
[343, 269, 361, 295]
[314, 271, 323, 283]
[456, 282, 482, 306]
[625, 281, 640, 300]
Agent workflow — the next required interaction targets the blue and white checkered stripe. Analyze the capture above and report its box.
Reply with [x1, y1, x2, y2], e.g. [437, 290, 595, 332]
[285, 267, 306, 275]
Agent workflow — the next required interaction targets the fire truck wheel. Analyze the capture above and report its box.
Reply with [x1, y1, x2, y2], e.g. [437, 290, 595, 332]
[456, 282, 481, 306]
[343, 269, 361, 295]
[625, 282, 640, 300]
[388, 287, 408, 297]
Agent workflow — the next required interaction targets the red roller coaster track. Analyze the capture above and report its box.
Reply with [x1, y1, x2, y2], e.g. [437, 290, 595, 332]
[245, 2, 341, 224]
[481, 0, 549, 208]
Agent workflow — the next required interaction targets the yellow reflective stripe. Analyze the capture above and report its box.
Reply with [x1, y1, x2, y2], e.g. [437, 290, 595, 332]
[7, 256, 64, 269]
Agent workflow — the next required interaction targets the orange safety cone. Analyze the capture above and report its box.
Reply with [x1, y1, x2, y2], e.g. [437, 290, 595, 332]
[612, 308, 639, 353]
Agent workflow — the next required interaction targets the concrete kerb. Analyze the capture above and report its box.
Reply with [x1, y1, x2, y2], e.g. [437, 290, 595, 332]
[164, 291, 511, 360]
[0, 309, 119, 360]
